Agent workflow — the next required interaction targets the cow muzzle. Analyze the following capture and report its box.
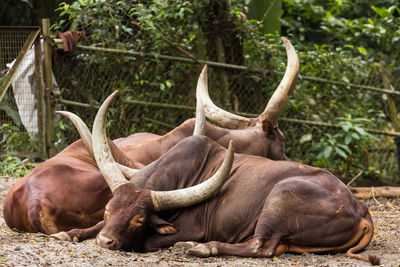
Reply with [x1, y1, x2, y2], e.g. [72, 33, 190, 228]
[96, 233, 120, 250]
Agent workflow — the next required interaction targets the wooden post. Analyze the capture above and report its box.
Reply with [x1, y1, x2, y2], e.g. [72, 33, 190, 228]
[34, 36, 46, 158]
[42, 18, 55, 157]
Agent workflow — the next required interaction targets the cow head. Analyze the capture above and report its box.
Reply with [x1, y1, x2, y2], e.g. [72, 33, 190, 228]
[197, 37, 298, 160]
[92, 92, 234, 251]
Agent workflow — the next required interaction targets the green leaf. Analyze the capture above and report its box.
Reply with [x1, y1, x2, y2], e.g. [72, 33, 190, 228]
[159, 83, 165, 91]
[317, 150, 326, 159]
[344, 135, 352, 145]
[0, 97, 22, 126]
[341, 124, 351, 132]
[334, 147, 347, 158]
[354, 126, 367, 136]
[165, 80, 173, 88]
[357, 47, 367, 55]
[371, 6, 384, 17]
[338, 144, 351, 153]
[388, 5, 397, 14]
[324, 146, 333, 158]
[351, 133, 360, 140]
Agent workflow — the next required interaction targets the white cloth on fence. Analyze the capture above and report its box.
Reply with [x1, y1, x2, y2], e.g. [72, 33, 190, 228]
[6, 38, 59, 134]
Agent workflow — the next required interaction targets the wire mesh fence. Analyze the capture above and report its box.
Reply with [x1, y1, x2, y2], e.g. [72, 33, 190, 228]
[51, 46, 400, 184]
[0, 29, 30, 132]
[1, 30, 399, 184]
[0, 27, 40, 155]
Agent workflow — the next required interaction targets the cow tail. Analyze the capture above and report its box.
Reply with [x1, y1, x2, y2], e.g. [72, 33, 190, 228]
[345, 217, 380, 265]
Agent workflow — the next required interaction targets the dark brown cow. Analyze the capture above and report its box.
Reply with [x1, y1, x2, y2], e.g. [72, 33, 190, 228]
[54, 95, 379, 265]
[3, 37, 297, 234]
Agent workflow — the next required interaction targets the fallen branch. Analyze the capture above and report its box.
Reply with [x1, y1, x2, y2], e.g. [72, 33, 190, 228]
[347, 171, 363, 186]
[348, 186, 400, 199]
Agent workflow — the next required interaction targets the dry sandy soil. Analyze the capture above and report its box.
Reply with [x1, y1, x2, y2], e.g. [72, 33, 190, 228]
[0, 176, 399, 267]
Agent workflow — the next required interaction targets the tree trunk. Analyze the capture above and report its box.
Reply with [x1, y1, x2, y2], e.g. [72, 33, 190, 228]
[197, 0, 245, 111]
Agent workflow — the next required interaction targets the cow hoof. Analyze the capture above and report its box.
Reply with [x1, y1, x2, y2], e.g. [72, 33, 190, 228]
[174, 241, 197, 249]
[51, 231, 72, 241]
[188, 244, 217, 258]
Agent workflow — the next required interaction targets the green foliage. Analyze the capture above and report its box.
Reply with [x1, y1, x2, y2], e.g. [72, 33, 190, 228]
[52, 0, 261, 138]
[0, 156, 37, 177]
[53, 0, 205, 53]
[0, 124, 37, 154]
[49, 0, 399, 184]
[311, 115, 379, 176]
[335, 4, 400, 63]
[248, 0, 282, 34]
[0, 0, 67, 26]
[278, 0, 399, 182]
[281, 0, 400, 63]
[0, 124, 38, 177]
[0, 94, 22, 127]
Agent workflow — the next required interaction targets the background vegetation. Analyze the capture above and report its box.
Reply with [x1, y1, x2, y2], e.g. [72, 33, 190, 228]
[1, 0, 399, 184]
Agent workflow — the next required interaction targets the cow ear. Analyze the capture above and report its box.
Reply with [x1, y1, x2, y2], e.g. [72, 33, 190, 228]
[262, 120, 274, 136]
[150, 216, 178, 235]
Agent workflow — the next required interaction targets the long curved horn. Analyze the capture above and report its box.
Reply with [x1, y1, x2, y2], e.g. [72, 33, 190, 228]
[196, 65, 250, 129]
[58, 110, 139, 178]
[193, 97, 206, 136]
[150, 140, 234, 211]
[92, 91, 131, 192]
[116, 163, 140, 178]
[258, 37, 299, 127]
[56, 111, 94, 157]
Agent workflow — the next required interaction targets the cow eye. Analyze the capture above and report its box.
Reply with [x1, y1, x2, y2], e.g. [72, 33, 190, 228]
[130, 214, 146, 227]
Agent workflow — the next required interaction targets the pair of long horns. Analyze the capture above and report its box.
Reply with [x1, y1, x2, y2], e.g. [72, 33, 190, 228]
[57, 87, 208, 185]
[197, 37, 299, 129]
[55, 110, 139, 178]
[91, 91, 234, 211]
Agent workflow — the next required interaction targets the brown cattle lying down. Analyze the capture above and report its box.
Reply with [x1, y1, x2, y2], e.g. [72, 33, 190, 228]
[51, 94, 379, 265]
[3, 37, 298, 234]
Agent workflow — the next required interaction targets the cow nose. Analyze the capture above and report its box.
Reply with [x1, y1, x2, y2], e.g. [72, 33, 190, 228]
[97, 233, 117, 249]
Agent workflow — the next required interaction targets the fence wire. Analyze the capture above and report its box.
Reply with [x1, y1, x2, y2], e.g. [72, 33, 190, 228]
[0, 28, 38, 154]
[1, 33, 399, 184]
[50, 47, 399, 184]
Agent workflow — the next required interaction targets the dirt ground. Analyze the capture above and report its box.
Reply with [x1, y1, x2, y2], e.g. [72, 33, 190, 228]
[0, 176, 399, 267]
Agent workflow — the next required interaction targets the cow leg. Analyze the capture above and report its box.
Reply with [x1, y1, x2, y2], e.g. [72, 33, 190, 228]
[178, 235, 282, 258]
[51, 221, 104, 242]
